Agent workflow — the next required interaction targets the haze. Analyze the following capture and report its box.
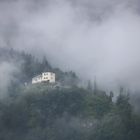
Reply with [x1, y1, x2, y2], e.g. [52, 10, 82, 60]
[0, 0, 140, 91]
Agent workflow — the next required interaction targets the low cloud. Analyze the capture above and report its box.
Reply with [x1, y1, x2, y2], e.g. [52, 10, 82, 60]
[0, 0, 140, 92]
[0, 62, 18, 98]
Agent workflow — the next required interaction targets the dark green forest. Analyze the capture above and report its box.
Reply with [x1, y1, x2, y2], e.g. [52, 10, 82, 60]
[0, 48, 140, 140]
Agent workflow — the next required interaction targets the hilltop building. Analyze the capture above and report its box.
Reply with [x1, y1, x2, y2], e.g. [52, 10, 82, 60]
[32, 72, 55, 84]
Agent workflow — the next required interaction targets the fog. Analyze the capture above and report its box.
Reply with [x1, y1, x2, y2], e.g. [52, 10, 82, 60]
[0, 0, 140, 91]
[0, 62, 18, 98]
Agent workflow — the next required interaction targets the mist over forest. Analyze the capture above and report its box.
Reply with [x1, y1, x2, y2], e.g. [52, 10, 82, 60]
[1, 0, 140, 90]
[0, 0, 140, 140]
[0, 47, 139, 140]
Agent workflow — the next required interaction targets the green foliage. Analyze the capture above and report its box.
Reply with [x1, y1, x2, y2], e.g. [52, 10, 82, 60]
[0, 85, 139, 140]
[85, 94, 112, 118]
[0, 48, 140, 140]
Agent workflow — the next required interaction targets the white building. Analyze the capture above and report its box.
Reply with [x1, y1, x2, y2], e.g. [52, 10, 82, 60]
[32, 72, 55, 84]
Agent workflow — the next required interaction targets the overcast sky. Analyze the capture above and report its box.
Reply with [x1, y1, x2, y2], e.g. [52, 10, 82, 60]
[0, 0, 140, 91]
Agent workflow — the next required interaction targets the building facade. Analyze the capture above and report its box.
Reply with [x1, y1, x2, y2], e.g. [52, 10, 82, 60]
[32, 72, 55, 84]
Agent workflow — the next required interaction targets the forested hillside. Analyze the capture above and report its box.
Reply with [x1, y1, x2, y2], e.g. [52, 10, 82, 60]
[0, 48, 140, 140]
[0, 48, 78, 86]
